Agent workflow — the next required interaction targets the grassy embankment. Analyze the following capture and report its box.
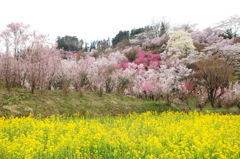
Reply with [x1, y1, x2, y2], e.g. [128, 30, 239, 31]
[0, 88, 239, 117]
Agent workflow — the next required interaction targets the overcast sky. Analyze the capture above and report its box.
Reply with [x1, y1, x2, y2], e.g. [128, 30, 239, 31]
[0, 0, 239, 42]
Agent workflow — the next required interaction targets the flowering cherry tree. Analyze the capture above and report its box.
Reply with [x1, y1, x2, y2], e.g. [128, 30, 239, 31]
[24, 46, 61, 93]
[53, 59, 76, 95]
[87, 52, 127, 96]
[114, 64, 137, 94]
[217, 82, 240, 108]
[0, 23, 29, 56]
[0, 54, 19, 91]
[191, 28, 233, 51]
[72, 56, 95, 96]
[143, 34, 169, 53]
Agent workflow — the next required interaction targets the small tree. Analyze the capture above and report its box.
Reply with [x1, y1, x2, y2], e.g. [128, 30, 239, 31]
[72, 57, 94, 97]
[167, 30, 195, 55]
[0, 54, 19, 92]
[24, 46, 60, 94]
[112, 31, 129, 48]
[191, 28, 227, 51]
[215, 15, 240, 39]
[0, 23, 29, 58]
[193, 56, 234, 107]
[57, 36, 82, 52]
[24, 32, 61, 94]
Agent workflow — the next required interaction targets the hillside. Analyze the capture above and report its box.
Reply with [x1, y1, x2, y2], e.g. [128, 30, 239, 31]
[0, 89, 170, 117]
[0, 89, 239, 117]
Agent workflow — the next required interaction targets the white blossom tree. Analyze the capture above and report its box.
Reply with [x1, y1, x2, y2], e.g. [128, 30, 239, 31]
[167, 30, 195, 56]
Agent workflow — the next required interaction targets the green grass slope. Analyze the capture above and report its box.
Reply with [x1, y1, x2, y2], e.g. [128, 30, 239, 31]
[0, 89, 239, 117]
[0, 89, 173, 117]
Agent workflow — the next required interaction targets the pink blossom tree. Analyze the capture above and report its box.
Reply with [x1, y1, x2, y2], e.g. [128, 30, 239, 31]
[53, 60, 77, 95]
[191, 28, 233, 51]
[113, 63, 138, 94]
[0, 23, 29, 57]
[72, 56, 95, 96]
[87, 52, 127, 96]
[143, 34, 169, 53]
[24, 46, 61, 94]
[217, 82, 240, 108]
[0, 54, 19, 92]
[22, 33, 61, 94]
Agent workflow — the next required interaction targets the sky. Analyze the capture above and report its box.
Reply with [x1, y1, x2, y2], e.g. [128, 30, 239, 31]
[0, 0, 240, 42]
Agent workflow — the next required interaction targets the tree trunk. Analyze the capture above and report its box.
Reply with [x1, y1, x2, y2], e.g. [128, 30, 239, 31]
[209, 98, 215, 107]
[31, 82, 35, 94]
[31, 87, 35, 94]
[99, 87, 103, 97]
[62, 82, 69, 96]
[165, 94, 171, 106]
[79, 88, 83, 97]
[5, 80, 11, 93]
[208, 89, 215, 107]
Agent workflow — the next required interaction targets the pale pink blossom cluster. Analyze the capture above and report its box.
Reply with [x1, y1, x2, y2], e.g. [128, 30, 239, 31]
[143, 34, 168, 48]
[0, 54, 19, 90]
[0, 46, 61, 93]
[192, 28, 226, 47]
[216, 83, 240, 107]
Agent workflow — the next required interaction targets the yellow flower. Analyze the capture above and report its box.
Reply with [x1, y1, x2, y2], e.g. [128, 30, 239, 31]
[0, 112, 239, 158]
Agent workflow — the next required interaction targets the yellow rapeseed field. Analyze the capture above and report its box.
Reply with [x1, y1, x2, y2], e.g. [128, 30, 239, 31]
[0, 112, 239, 159]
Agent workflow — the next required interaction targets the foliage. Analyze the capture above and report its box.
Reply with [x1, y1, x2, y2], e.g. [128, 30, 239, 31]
[124, 48, 139, 62]
[130, 28, 144, 37]
[89, 38, 111, 51]
[57, 36, 83, 52]
[159, 21, 170, 37]
[112, 31, 130, 47]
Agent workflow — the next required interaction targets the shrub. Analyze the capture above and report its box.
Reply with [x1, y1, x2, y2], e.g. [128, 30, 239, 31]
[193, 56, 234, 107]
